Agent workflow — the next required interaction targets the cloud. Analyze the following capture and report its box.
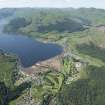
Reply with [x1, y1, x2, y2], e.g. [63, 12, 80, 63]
[64, 0, 105, 9]
[0, 0, 69, 8]
[0, 0, 104, 9]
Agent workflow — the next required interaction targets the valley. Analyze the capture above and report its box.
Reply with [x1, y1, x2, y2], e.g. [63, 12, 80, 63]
[0, 8, 105, 105]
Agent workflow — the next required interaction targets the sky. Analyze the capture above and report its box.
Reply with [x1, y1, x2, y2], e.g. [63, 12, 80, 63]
[0, 0, 105, 9]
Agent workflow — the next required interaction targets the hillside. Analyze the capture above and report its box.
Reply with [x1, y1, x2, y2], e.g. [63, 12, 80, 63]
[0, 51, 18, 105]
[2, 8, 105, 36]
[1, 8, 105, 105]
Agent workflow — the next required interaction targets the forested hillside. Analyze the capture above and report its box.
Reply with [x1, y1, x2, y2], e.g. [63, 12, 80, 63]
[4, 8, 105, 37]
[1, 8, 105, 105]
[0, 51, 18, 105]
[0, 51, 31, 105]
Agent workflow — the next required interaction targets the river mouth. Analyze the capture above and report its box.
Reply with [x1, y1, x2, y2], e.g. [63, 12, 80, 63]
[0, 34, 62, 68]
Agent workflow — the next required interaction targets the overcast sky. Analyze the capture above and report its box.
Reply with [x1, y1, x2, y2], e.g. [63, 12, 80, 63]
[0, 0, 105, 9]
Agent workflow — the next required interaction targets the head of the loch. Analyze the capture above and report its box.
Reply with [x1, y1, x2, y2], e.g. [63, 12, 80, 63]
[0, 34, 63, 68]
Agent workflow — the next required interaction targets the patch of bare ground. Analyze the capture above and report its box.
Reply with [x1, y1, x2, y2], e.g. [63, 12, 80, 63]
[99, 43, 105, 49]
[22, 54, 63, 77]
[95, 25, 105, 32]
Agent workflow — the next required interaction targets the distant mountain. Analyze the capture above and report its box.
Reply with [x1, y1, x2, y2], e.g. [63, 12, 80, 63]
[3, 8, 105, 37]
[0, 8, 15, 19]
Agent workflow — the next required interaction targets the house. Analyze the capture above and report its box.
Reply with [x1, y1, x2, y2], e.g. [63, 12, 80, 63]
[74, 62, 82, 72]
[72, 56, 88, 72]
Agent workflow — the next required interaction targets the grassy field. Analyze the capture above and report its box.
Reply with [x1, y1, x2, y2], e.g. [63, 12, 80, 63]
[62, 27, 105, 66]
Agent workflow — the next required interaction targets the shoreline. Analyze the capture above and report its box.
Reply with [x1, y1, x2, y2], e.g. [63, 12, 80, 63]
[0, 48, 64, 76]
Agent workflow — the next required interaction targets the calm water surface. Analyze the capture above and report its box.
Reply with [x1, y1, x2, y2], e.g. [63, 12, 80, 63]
[0, 34, 62, 67]
[0, 19, 62, 67]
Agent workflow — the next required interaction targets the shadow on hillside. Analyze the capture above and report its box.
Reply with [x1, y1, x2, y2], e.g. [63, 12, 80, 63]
[76, 42, 105, 62]
[0, 82, 31, 105]
[37, 18, 84, 33]
[87, 65, 105, 80]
